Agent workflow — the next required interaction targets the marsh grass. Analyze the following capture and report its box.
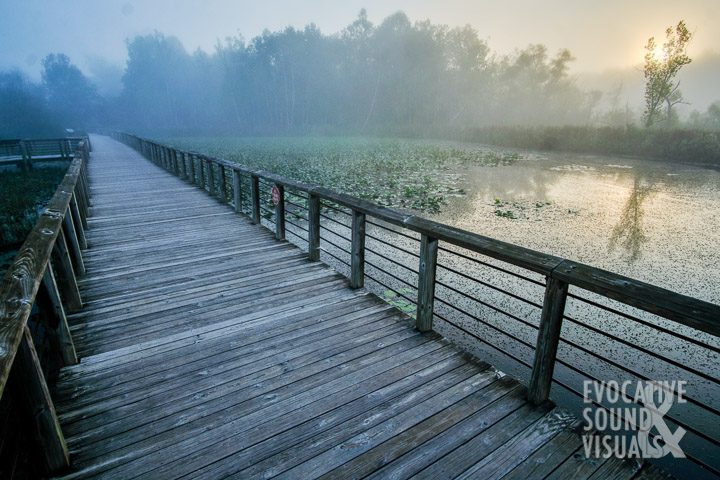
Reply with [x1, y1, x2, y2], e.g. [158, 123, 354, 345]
[0, 166, 67, 250]
[452, 126, 720, 165]
[163, 136, 520, 214]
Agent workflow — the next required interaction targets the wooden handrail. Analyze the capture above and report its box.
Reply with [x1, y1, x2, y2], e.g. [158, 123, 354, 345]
[115, 133, 720, 408]
[0, 137, 89, 171]
[0, 139, 90, 471]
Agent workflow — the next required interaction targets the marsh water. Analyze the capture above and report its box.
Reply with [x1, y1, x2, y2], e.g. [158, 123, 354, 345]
[436, 150, 720, 305]
[223, 139, 717, 477]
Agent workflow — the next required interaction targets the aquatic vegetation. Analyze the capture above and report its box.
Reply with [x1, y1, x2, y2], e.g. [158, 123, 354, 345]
[0, 167, 67, 249]
[164, 136, 521, 215]
[494, 209, 517, 219]
[382, 288, 416, 317]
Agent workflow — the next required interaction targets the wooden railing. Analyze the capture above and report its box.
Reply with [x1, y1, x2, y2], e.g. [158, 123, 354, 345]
[115, 133, 720, 475]
[0, 137, 89, 170]
[0, 140, 90, 473]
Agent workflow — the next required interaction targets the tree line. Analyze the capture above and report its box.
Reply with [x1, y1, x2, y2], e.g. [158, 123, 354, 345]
[1, 10, 719, 139]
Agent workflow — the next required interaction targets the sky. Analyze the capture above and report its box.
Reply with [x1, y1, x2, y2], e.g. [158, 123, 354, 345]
[1, 0, 718, 81]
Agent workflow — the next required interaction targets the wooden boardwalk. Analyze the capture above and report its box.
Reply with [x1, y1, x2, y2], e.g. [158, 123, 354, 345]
[52, 136, 645, 479]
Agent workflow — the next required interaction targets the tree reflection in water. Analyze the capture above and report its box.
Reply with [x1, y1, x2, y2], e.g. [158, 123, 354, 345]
[608, 177, 654, 261]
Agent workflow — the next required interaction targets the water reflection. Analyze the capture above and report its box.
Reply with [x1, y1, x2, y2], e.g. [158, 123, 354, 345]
[608, 178, 655, 262]
[436, 149, 720, 304]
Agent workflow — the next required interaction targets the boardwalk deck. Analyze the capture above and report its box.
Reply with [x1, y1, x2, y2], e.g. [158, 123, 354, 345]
[52, 136, 644, 479]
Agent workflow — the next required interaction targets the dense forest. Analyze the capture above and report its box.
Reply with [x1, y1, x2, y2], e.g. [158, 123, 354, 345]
[1, 10, 719, 143]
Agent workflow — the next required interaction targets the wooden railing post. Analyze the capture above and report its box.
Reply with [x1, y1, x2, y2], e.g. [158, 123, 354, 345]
[308, 193, 320, 261]
[416, 234, 438, 332]
[528, 276, 569, 404]
[170, 149, 177, 175]
[250, 175, 260, 224]
[161, 146, 167, 169]
[42, 263, 78, 365]
[181, 151, 188, 179]
[175, 150, 182, 177]
[177, 150, 185, 178]
[220, 165, 229, 202]
[52, 229, 82, 312]
[350, 210, 366, 289]
[232, 170, 242, 213]
[19, 140, 32, 171]
[197, 155, 205, 189]
[207, 160, 216, 197]
[62, 210, 85, 276]
[74, 177, 89, 228]
[274, 184, 285, 240]
[188, 153, 196, 184]
[17, 327, 70, 472]
[70, 194, 87, 249]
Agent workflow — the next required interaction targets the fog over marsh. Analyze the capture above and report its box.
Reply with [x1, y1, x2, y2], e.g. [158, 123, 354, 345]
[1, 1, 719, 137]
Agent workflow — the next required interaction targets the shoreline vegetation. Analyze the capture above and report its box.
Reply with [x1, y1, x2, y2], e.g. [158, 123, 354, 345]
[0, 166, 67, 274]
[162, 128, 720, 220]
[153, 124, 720, 166]
[449, 125, 720, 166]
[286, 125, 720, 167]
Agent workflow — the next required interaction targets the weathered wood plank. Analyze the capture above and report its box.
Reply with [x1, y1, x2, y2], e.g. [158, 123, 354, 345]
[308, 193, 321, 261]
[410, 401, 553, 479]
[454, 408, 577, 479]
[318, 375, 515, 479]
[63, 212, 85, 276]
[42, 263, 78, 365]
[350, 209, 366, 289]
[17, 327, 69, 472]
[69, 195, 87, 250]
[51, 136, 656, 480]
[553, 260, 720, 337]
[66, 322, 424, 459]
[501, 426, 584, 479]
[187, 361, 480, 479]
[251, 174, 261, 224]
[232, 169, 242, 213]
[416, 234, 437, 332]
[52, 229, 83, 312]
[274, 183, 285, 240]
[66, 343, 458, 478]
[528, 276, 569, 404]
[0, 152, 84, 398]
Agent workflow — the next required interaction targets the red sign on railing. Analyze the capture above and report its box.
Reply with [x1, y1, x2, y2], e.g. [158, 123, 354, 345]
[271, 185, 280, 206]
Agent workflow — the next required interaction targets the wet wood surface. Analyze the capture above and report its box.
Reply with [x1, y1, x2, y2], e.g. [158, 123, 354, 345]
[54, 136, 647, 479]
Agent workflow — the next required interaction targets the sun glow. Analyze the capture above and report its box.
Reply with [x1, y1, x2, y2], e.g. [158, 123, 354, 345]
[651, 45, 665, 62]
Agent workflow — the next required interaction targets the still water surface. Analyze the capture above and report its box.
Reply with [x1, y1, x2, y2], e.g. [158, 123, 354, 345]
[437, 151, 720, 304]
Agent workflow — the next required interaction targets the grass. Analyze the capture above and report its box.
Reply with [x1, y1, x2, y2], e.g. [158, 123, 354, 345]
[162, 136, 520, 214]
[449, 126, 720, 165]
[0, 167, 67, 251]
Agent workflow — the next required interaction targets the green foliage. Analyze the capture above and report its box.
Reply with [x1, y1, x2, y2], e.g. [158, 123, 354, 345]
[0, 167, 66, 248]
[457, 126, 720, 165]
[116, 10, 597, 135]
[0, 70, 63, 138]
[643, 21, 693, 127]
[41, 53, 102, 130]
[165, 136, 521, 214]
[382, 288, 416, 316]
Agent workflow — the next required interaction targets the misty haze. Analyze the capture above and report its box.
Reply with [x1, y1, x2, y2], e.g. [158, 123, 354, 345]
[1, 2, 718, 480]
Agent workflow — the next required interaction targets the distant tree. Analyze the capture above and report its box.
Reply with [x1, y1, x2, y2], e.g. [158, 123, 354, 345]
[688, 101, 720, 130]
[0, 70, 62, 138]
[41, 53, 101, 129]
[642, 21, 692, 127]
